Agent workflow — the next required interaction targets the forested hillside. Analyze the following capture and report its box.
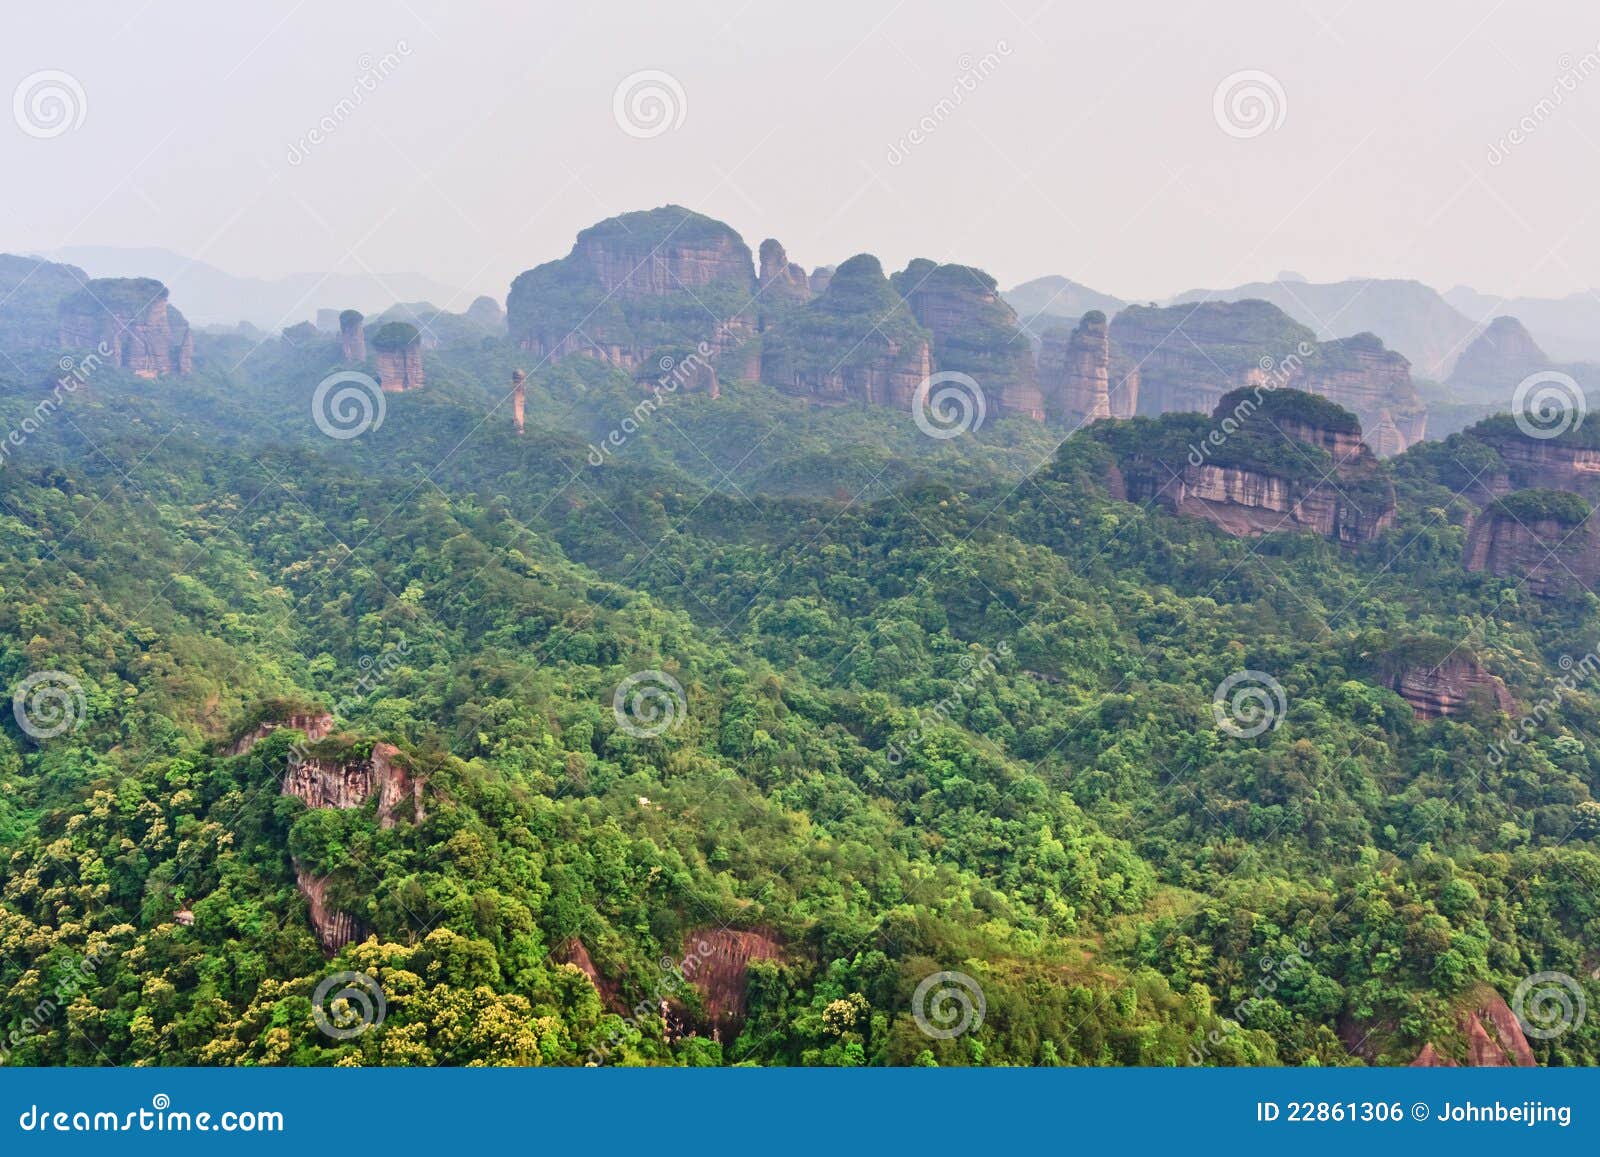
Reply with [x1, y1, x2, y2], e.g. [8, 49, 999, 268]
[2, 286, 1598, 1069]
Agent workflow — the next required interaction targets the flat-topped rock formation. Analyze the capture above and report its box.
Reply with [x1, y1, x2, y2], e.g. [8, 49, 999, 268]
[1095, 389, 1396, 544]
[1463, 489, 1598, 597]
[507, 205, 758, 378]
[58, 277, 193, 377]
[1291, 333, 1426, 450]
[338, 309, 365, 361]
[370, 321, 424, 391]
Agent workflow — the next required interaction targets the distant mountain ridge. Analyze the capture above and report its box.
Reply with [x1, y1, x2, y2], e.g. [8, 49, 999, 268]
[1166, 278, 1477, 380]
[42, 245, 469, 331]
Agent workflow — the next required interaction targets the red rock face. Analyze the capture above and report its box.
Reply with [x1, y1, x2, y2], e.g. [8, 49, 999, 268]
[59, 283, 192, 377]
[1392, 655, 1515, 720]
[1463, 512, 1600, 597]
[900, 265, 1042, 420]
[756, 238, 811, 328]
[1131, 462, 1394, 544]
[225, 711, 335, 756]
[1410, 986, 1536, 1066]
[339, 313, 366, 362]
[282, 741, 425, 829]
[374, 342, 424, 392]
[511, 369, 526, 434]
[1287, 335, 1426, 453]
[680, 927, 783, 1034]
[1040, 311, 1138, 424]
[1474, 432, 1600, 500]
[294, 865, 361, 953]
[765, 336, 932, 408]
[574, 234, 751, 299]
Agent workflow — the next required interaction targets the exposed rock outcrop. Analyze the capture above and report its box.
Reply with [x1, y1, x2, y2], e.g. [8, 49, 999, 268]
[295, 865, 361, 953]
[760, 254, 932, 407]
[808, 266, 834, 295]
[225, 710, 335, 756]
[283, 740, 425, 829]
[756, 238, 811, 328]
[1099, 389, 1396, 545]
[1291, 333, 1426, 451]
[1107, 302, 1424, 454]
[58, 278, 192, 377]
[511, 368, 526, 435]
[1464, 419, 1600, 502]
[1410, 986, 1537, 1067]
[1383, 644, 1515, 720]
[338, 309, 365, 362]
[1463, 490, 1599, 597]
[370, 321, 424, 391]
[896, 260, 1043, 420]
[1039, 310, 1138, 424]
[679, 927, 784, 1036]
[507, 206, 757, 376]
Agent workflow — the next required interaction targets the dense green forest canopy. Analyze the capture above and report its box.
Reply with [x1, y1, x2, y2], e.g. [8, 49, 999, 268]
[1, 323, 1598, 1069]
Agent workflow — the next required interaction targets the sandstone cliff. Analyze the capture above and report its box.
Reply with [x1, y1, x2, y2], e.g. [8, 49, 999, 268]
[370, 321, 424, 391]
[756, 238, 811, 329]
[1038, 310, 1138, 424]
[1409, 986, 1537, 1067]
[507, 206, 757, 379]
[338, 309, 365, 362]
[1289, 333, 1426, 451]
[1106, 301, 1423, 453]
[1379, 639, 1515, 720]
[58, 277, 193, 377]
[760, 254, 932, 407]
[896, 260, 1043, 420]
[1465, 417, 1600, 501]
[1097, 389, 1396, 545]
[1462, 489, 1598, 597]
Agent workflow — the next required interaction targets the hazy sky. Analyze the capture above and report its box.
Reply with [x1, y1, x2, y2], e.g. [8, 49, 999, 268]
[5, 1, 1600, 306]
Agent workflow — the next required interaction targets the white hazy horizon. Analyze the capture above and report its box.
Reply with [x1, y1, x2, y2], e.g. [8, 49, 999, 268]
[5, 0, 1600, 307]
